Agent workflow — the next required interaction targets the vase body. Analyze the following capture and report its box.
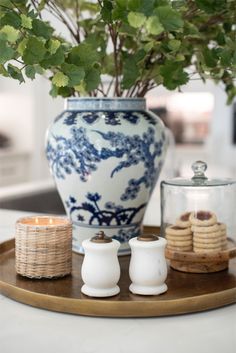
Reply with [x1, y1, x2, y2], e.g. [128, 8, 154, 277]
[46, 98, 167, 254]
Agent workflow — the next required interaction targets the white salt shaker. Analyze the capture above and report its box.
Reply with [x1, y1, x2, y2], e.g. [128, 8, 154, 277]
[81, 231, 120, 297]
[129, 234, 168, 295]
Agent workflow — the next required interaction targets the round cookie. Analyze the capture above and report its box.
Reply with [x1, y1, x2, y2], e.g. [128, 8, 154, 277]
[193, 241, 222, 249]
[166, 234, 192, 242]
[176, 211, 191, 228]
[193, 235, 221, 244]
[194, 247, 221, 253]
[191, 223, 219, 233]
[193, 230, 221, 239]
[167, 239, 193, 247]
[190, 210, 217, 226]
[167, 245, 192, 252]
[220, 232, 227, 241]
[165, 225, 192, 236]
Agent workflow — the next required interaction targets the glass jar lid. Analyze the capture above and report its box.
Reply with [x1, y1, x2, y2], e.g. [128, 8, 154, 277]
[162, 161, 236, 187]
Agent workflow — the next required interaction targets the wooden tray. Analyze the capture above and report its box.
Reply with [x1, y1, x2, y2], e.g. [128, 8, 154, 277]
[166, 238, 236, 273]
[0, 227, 236, 317]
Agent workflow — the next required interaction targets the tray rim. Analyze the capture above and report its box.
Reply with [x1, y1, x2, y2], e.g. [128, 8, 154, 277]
[1, 238, 236, 317]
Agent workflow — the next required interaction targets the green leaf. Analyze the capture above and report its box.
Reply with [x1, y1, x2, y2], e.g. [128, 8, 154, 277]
[74, 82, 87, 95]
[143, 41, 154, 52]
[128, 0, 157, 16]
[49, 84, 58, 97]
[0, 39, 14, 63]
[176, 53, 185, 61]
[122, 57, 139, 89]
[68, 43, 99, 68]
[0, 0, 13, 9]
[0, 63, 8, 77]
[0, 12, 21, 29]
[17, 38, 27, 56]
[101, 0, 113, 22]
[40, 46, 64, 68]
[112, 4, 127, 21]
[7, 63, 24, 83]
[34, 64, 44, 74]
[101, 53, 115, 75]
[202, 48, 217, 68]
[22, 37, 46, 64]
[48, 39, 61, 54]
[32, 19, 53, 39]
[195, 0, 226, 13]
[118, 23, 136, 35]
[38, 0, 47, 11]
[160, 61, 188, 90]
[52, 72, 69, 87]
[0, 25, 19, 43]
[156, 6, 184, 31]
[216, 32, 225, 46]
[21, 14, 32, 29]
[57, 86, 74, 98]
[115, 0, 127, 6]
[146, 16, 164, 35]
[25, 65, 36, 80]
[61, 63, 85, 87]
[168, 39, 181, 51]
[128, 12, 146, 28]
[84, 67, 100, 91]
[218, 49, 232, 67]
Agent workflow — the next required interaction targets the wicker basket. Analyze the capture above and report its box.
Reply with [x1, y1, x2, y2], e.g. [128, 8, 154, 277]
[15, 216, 72, 279]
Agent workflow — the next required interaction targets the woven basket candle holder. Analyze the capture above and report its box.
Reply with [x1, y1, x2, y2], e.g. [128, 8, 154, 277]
[15, 216, 72, 279]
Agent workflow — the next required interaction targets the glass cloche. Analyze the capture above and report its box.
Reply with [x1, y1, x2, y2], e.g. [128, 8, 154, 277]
[161, 161, 236, 256]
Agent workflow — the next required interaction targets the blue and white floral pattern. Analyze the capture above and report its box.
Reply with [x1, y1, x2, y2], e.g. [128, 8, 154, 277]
[112, 224, 141, 243]
[62, 111, 152, 127]
[46, 101, 167, 254]
[65, 193, 146, 228]
[46, 126, 165, 199]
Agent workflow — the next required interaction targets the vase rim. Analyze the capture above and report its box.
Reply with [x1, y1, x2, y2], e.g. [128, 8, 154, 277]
[65, 97, 146, 111]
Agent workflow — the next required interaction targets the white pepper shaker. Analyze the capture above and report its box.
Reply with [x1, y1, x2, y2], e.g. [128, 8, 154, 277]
[129, 234, 168, 295]
[81, 231, 120, 297]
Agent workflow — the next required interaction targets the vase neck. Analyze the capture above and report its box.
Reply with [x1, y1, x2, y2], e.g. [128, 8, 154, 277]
[66, 98, 146, 111]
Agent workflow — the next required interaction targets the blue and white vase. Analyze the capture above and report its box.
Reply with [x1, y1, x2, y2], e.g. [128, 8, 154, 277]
[46, 98, 167, 254]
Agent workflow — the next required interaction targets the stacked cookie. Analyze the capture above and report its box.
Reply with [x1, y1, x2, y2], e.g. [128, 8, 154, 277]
[190, 211, 226, 253]
[165, 210, 228, 253]
[218, 222, 227, 250]
[165, 212, 193, 252]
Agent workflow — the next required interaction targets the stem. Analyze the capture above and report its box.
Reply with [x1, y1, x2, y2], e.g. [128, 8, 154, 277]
[106, 78, 115, 96]
[46, 1, 78, 44]
[109, 23, 120, 96]
[31, 0, 42, 19]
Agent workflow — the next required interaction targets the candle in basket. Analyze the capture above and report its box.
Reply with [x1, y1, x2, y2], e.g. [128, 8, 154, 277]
[15, 216, 72, 279]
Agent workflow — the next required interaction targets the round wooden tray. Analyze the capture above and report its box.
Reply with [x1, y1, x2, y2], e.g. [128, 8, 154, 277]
[0, 227, 236, 317]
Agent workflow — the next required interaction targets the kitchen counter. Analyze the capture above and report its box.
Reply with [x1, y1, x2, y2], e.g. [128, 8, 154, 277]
[0, 209, 235, 353]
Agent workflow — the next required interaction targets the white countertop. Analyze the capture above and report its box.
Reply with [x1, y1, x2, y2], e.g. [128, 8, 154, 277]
[0, 209, 235, 353]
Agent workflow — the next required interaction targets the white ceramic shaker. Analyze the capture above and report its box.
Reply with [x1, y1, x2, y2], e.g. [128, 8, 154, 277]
[81, 231, 120, 297]
[129, 234, 168, 295]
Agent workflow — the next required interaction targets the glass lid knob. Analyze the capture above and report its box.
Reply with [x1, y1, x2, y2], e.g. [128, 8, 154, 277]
[191, 160, 208, 181]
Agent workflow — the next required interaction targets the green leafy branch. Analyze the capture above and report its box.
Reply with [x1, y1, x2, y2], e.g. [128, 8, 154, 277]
[0, 0, 235, 102]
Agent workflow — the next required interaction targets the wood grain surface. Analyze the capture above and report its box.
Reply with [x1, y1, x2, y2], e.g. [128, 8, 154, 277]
[0, 227, 236, 317]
